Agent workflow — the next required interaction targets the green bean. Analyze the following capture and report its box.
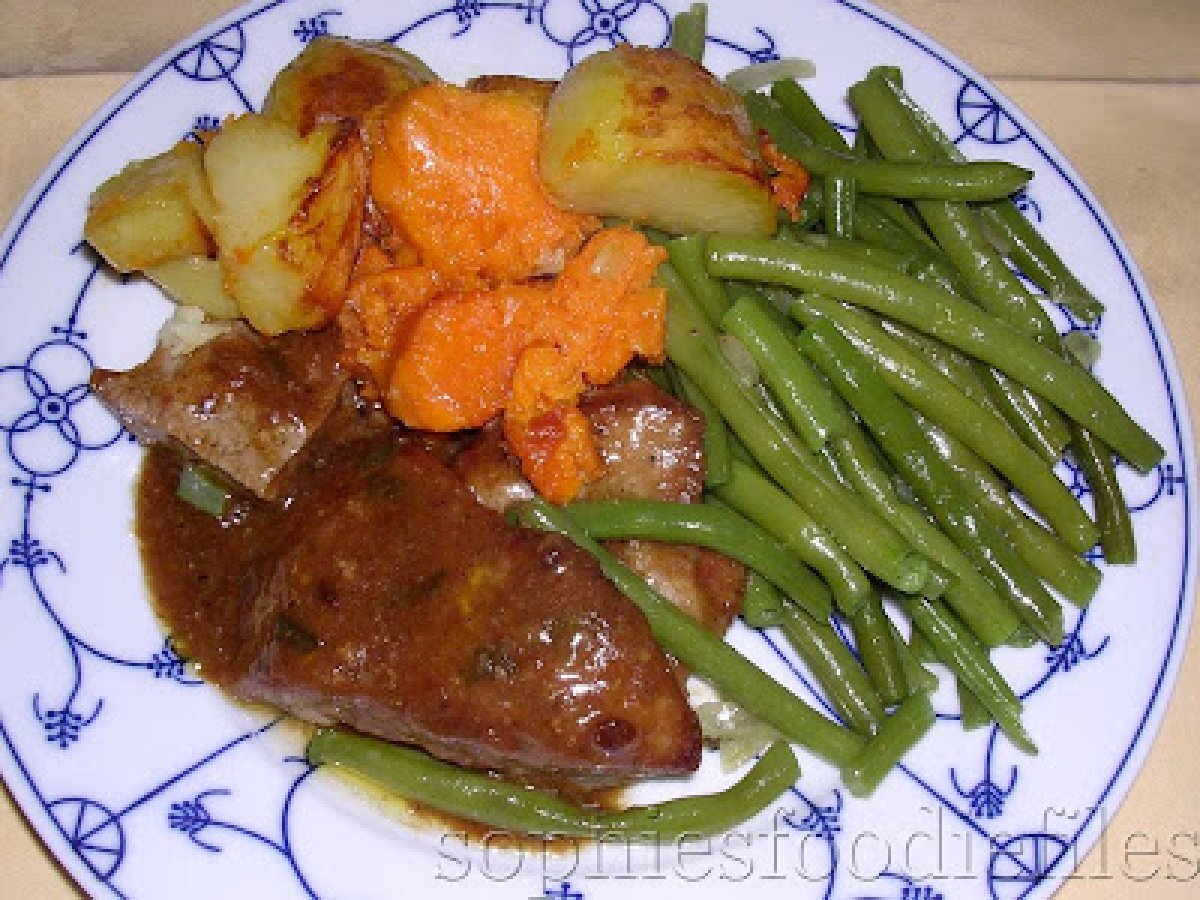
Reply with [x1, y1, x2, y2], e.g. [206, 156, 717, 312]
[872, 94, 1120, 536]
[983, 369, 1070, 463]
[794, 175, 825, 229]
[800, 320, 1064, 645]
[903, 594, 1035, 754]
[853, 121, 879, 159]
[789, 293, 1097, 551]
[660, 263, 929, 598]
[855, 197, 946, 261]
[743, 92, 1031, 202]
[851, 75, 1056, 344]
[777, 603, 883, 736]
[721, 296, 852, 452]
[671, 367, 732, 488]
[176, 461, 233, 518]
[849, 591, 909, 706]
[707, 236, 1163, 473]
[564, 498, 833, 620]
[850, 73, 1076, 462]
[667, 234, 732, 328]
[727, 282, 801, 338]
[886, 617, 938, 694]
[860, 73, 1133, 539]
[640, 363, 675, 395]
[978, 199, 1104, 324]
[714, 460, 874, 615]
[1071, 424, 1137, 564]
[852, 72, 1079, 462]
[956, 674, 995, 731]
[908, 628, 939, 665]
[825, 171, 857, 238]
[864, 67, 1103, 322]
[512, 498, 865, 765]
[865, 196, 942, 252]
[918, 412, 1102, 606]
[308, 729, 799, 839]
[669, 2, 708, 62]
[830, 425, 1024, 646]
[742, 571, 787, 628]
[841, 691, 936, 797]
[766, 83, 938, 252]
[794, 232, 919, 273]
[879, 319, 1003, 418]
[770, 78, 847, 151]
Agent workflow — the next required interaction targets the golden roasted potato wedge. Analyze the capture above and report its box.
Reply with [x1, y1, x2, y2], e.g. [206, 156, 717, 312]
[85, 140, 215, 272]
[144, 256, 239, 319]
[263, 35, 436, 133]
[540, 45, 775, 236]
[204, 114, 367, 335]
[466, 74, 557, 108]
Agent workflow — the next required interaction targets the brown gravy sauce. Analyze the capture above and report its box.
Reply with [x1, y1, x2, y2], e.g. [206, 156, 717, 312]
[135, 443, 621, 848]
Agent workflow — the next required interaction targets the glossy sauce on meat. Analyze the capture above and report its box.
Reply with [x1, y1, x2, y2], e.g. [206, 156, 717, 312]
[136, 402, 700, 787]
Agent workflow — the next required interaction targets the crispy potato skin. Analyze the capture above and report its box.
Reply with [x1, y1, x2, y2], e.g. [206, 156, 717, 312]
[540, 45, 775, 236]
[263, 35, 436, 132]
[204, 116, 367, 335]
[466, 74, 558, 108]
[84, 140, 214, 273]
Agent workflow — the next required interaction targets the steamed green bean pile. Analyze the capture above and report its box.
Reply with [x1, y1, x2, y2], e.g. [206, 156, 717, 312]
[308, 20, 1160, 839]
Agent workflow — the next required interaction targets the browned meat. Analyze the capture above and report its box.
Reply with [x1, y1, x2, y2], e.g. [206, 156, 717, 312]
[238, 436, 699, 783]
[609, 540, 745, 637]
[452, 379, 745, 636]
[137, 399, 701, 785]
[449, 421, 536, 511]
[578, 379, 706, 504]
[92, 324, 348, 498]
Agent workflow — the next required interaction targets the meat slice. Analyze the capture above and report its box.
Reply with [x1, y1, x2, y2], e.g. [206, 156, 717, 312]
[578, 378, 706, 504]
[233, 433, 700, 784]
[452, 379, 745, 636]
[92, 323, 348, 498]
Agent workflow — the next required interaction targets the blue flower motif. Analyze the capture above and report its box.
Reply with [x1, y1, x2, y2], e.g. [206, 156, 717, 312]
[294, 10, 342, 43]
[784, 789, 842, 837]
[540, 0, 671, 63]
[33, 695, 103, 749]
[169, 789, 231, 853]
[150, 637, 204, 684]
[543, 883, 585, 900]
[1046, 633, 1108, 674]
[185, 114, 222, 143]
[173, 24, 247, 83]
[0, 339, 123, 481]
[1011, 188, 1041, 223]
[952, 765, 1017, 819]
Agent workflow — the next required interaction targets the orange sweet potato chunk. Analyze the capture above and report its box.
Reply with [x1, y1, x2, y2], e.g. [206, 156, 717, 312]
[379, 228, 666, 501]
[370, 82, 599, 285]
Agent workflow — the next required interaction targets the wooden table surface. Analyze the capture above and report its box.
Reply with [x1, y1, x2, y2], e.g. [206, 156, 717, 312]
[1, 1, 1197, 897]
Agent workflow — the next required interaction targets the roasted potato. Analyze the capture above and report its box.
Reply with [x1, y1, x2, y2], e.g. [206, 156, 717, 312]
[540, 45, 775, 236]
[262, 35, 436, 133]
[204, 114, 366, 334]
[84, 140, 215, 272]
[466, 74, 557, 108]
[144, 256, 239, 319]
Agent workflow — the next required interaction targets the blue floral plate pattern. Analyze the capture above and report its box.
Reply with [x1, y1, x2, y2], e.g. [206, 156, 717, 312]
[0, 1, 1194, 898]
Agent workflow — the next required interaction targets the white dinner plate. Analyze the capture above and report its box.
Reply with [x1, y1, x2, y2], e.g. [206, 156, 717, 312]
[0, 1, 1194, 898]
